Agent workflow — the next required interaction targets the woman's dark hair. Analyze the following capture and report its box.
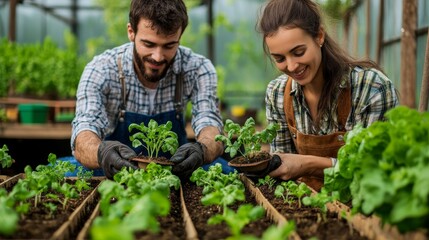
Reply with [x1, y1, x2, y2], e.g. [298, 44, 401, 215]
[257, 0, 379, 129]
[129, 0, 188, 36]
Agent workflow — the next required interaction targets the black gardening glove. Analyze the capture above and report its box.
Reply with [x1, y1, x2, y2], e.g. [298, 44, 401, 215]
[97, 140, 138, 179]
[170, 142, 205, 179]
[245, 154, 282, 179]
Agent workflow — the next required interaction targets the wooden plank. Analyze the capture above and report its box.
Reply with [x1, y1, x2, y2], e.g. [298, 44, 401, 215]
[0, 97, 76, 108]
[400, 0, 417, 108]
[0, 122, 196, 140]
[0, 123, 72, 139]
[418, 28, 429, 112]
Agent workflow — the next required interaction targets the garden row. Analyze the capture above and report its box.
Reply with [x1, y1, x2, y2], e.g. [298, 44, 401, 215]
[0, 160, 427, 240]
[1, 105, 428, 239]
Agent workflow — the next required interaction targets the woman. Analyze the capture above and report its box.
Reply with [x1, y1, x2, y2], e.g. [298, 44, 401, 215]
[258, 0, 399, 190]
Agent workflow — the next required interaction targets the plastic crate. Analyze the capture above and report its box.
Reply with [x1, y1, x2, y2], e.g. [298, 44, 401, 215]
[18, 103, 49, 124]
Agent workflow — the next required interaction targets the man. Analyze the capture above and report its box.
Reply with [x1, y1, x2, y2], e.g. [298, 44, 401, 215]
[70, 0, 231, 179]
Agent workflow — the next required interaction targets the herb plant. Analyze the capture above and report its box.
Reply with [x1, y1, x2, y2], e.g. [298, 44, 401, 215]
[0, 144, 13, 169]
[302, 188, 339, 221]
[256, 175, 276, 190]
[215, 117, 279, 159]
[207, 204, 265, 237]
[91, 164, 180, 240]
[274, 181, 311, 208]
[0, 153, 94, 236]
[129, 119, 179, 158]
[191, 164, 266, 239]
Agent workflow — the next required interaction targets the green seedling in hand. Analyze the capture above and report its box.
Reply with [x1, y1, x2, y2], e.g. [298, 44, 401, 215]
[129, 119, 179, 158]
[215, 117, 279, 160]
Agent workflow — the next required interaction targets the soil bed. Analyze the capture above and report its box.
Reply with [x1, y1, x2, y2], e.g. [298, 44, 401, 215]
[257, 181, 368, 240]
[78, 187, 189, 240]
[181, 180, 273, 240]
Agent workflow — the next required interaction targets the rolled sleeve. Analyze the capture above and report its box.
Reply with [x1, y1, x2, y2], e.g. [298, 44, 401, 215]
[71, 56, 118, 150]
[190, 58, 223, 136]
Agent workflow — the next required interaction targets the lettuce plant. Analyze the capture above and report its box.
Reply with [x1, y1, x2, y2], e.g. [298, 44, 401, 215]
[323, 106, 429, 232]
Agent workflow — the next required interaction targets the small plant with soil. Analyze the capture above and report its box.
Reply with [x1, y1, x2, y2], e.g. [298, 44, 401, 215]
[274, 180, 312, 208]
[90, 163, 181, 240]
[215, 117, 279, 172]
[129, 119, 179, 168]
[189, 164, 296, 240]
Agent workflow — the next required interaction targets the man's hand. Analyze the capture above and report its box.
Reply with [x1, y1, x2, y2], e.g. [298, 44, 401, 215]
[97, 141, 138, 179]
[245, 154, 282, 179]
[170, 142, 205, 179]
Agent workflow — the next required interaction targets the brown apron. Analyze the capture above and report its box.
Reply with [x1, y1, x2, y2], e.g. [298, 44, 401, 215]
[283, 79, 351, 191]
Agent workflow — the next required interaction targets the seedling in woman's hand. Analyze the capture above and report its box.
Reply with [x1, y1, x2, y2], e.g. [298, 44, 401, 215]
[215, 117, 279, 160]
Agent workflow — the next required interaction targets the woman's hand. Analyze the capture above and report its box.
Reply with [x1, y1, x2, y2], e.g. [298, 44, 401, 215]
[269, 153, 331, 180]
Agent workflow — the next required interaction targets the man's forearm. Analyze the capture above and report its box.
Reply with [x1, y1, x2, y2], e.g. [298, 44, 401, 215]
[196, 126, 223, 164]
[74, 130, 102, 169]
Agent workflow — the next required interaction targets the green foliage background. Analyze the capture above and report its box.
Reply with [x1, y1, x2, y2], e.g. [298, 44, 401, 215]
[0, 31, 86, 99]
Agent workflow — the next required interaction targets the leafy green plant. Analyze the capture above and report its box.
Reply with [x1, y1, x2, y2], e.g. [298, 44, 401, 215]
[48, 182, 79, 209]
[0, 189, 18, 236]
[190, 164, 267, 239]
[208, 204, 265, 238]
[0, 144, 13, 169]
[0, 33, 85, 99]
[191, 164, 295, 239]
[129, 119, 179, 158]
[256, 175, 276, 190]
[0, 154, 94, 236]
[215, 117, 279, 159]
[260, 221, 296, 240]
[42, 202, 57, 219]
[302, 188, 339, 221]
[323, 106, 429, 232]
[274, 181, 311, 208]
[190, 164, 245, 210]
[91, 164, 180, 240]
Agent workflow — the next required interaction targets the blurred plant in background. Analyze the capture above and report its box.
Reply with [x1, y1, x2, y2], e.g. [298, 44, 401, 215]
[0, 31, 86, 99]
[316, 0, 355, 20]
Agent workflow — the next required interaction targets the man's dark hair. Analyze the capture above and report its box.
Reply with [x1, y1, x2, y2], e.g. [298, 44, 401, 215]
[129, 0, 188, 36]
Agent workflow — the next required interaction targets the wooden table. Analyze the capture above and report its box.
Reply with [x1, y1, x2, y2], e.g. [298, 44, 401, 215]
[0, 123, 72, 140]
[0, 122, 195, 140]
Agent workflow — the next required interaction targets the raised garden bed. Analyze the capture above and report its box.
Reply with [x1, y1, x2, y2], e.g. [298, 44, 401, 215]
[0, 174, 9, 184]
[181, 180, 274, 239]
[77, 185, 197, 240]
[0, 173, 104, 239]
[242, 175, 428, 240]
[243, 175, 366, 240]
[1, 166, 426, 240]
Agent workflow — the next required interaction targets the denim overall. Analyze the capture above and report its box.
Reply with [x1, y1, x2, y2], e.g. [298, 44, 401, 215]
[63, 56, 234, 176]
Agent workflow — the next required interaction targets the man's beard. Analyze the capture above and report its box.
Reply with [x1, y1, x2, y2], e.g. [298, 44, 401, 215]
[133, 46, 171, 83]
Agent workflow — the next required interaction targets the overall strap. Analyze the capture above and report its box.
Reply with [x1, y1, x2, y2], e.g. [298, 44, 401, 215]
[174, 72, 184, 119]
[285, 78, 351, 131]
[117, 55, 126, 122]
[337, 87, 351, 131]
[284, 78, 295, 128]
